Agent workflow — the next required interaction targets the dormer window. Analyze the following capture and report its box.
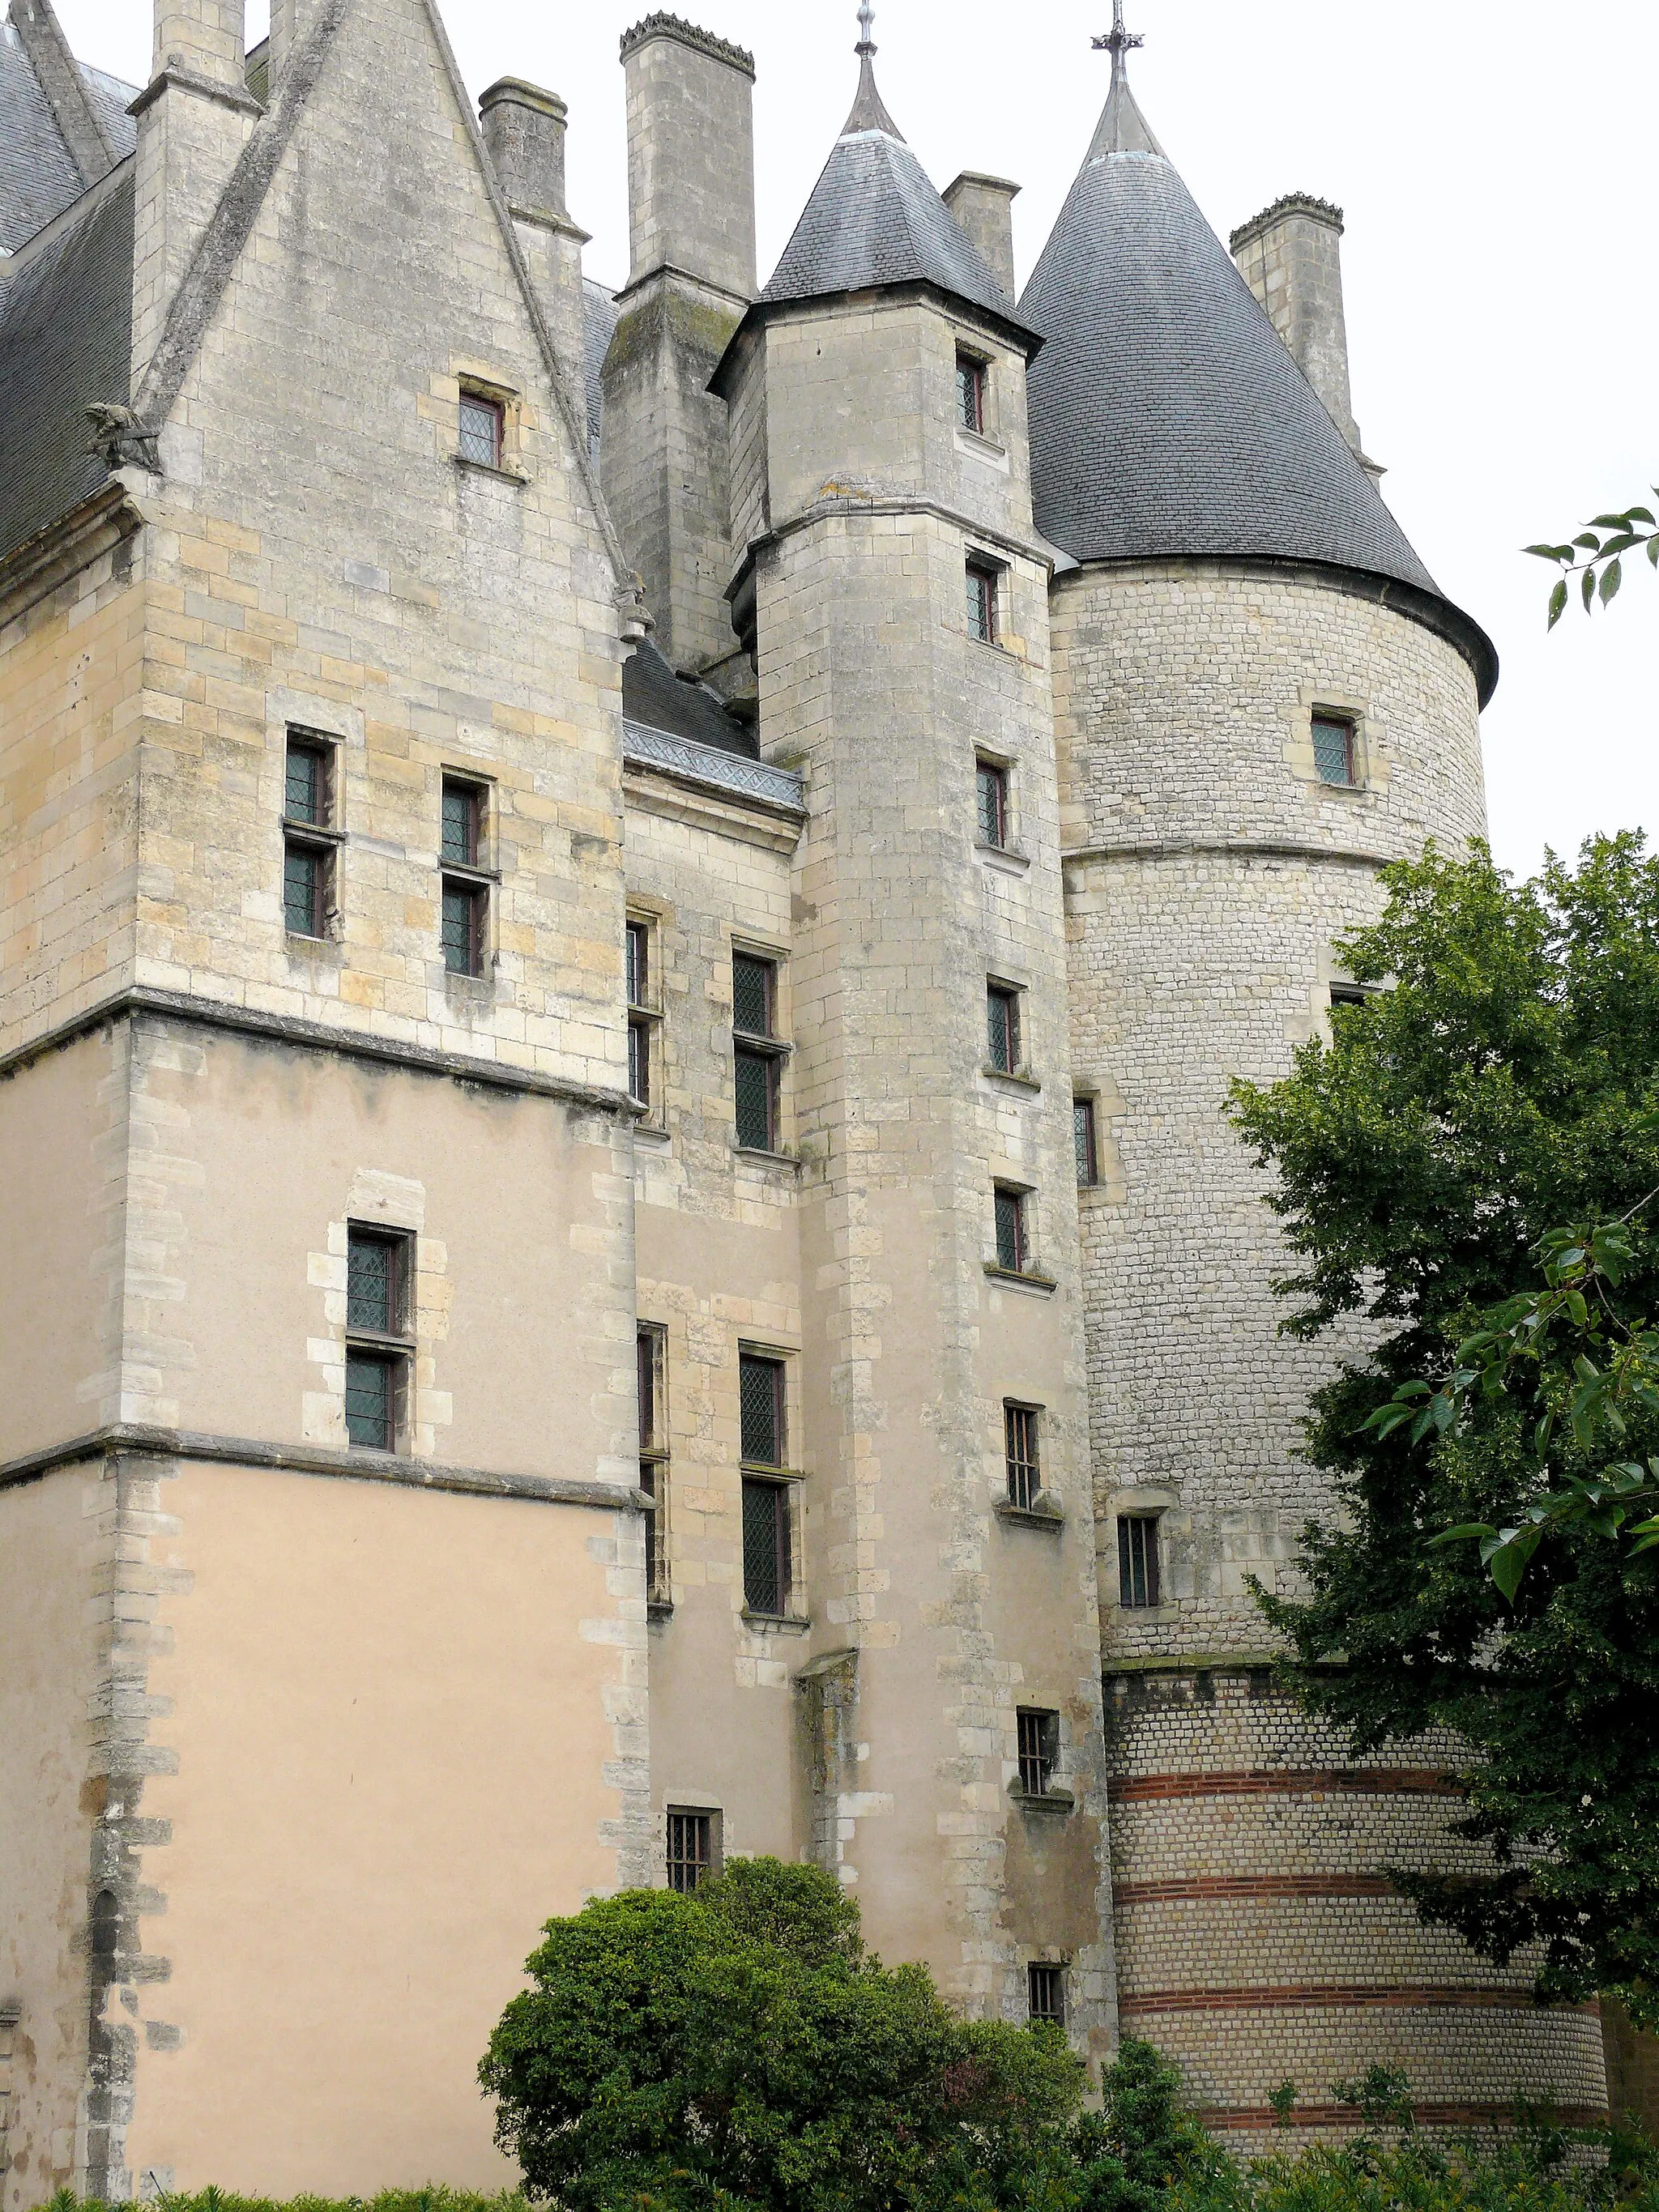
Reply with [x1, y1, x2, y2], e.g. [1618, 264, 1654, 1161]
[956, 352, 987, 435]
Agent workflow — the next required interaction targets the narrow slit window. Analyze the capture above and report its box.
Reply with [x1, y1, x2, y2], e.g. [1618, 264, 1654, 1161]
[639, 1325, 668, 1603]
[732, 951, 783, 1152]
[283, 733, 335, 940]
[956, 352, 987, 435]
[440, 778, 488, 978]
[1118, 1514, 1162, 1609]
[987, 983, 1021, 1075]
[458, 390, 504, 468]
[1311, 712, 1358, 787]
[441, 778, 482, 867]
[976, 757, 1009, 849]
[1074, 1098, 1098, 1188]
[666, 1808, 717, 1893]
[994, 1185, 1028, 1275]
[966, 559, 1000, 646]
[1027, 1963, 1065, 2026]
[627, 918, 655, 1110]
[1004, 1403, 1040, 1511]
[1016, 1707, 1059, 1796]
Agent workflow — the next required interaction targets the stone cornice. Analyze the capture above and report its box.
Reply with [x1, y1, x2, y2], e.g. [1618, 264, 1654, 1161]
[128, 59, 265, 118]
[1230, 193, 1345, 254]
[0, 1421, 648, 1511]
[0, 480, 140, 632]
[619, 13, 756, 80]
[623, 719, 804, 818]
[0, 984, 638, 1119]
[1064, 839, 1391, 871]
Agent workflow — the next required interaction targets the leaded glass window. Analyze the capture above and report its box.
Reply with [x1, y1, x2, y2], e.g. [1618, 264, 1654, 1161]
[976, 758, 1008, 848]
[441, 779, 481, 867]
[987, 983, 1021, 1074]
[442, 880, 484, 977]
[1074, 1098, 1098, 1187]
[966, 560, 998, 645]
[741, 1477, 787, 1616]
[458, 390, 503, 467]
[344, 1350, 395, 1451]
[956, 352, 986, 434]
[1311, 712, 1358, 786]
[285, 739, 328, 826]
[740, 1352, 784, 1468]
[284, 842, 326, 939]
[994, 1186, 1027, 1274]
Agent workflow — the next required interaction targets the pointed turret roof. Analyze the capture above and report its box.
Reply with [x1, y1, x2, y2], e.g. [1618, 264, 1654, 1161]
[753, 12, 1035, 343]
[1021, 27, 1496, 700]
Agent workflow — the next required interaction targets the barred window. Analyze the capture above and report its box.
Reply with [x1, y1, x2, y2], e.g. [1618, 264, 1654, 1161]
[282, 733, 337, 939]
[666, 1808, 717, 1893]
[994, 1185, 1029, 1274]
[440, 778, 488, 978]
[1004, 1403, 1041, 1511]
[458, 390, 504, 468]
[987, 983, 1021, 1075]
[284, 842, 327, 940]
[1311, 712, 1358, 786]
[732, 951, 784, 1152]
[1118, 1514, 1161, 1609]
[285, 738, 329, 826]
[975, 757, 1009, 849]
[344, 1351, 398, 1451]
[441, 778, 481, 867]
[966, 559, 1000, 646]
[1017, 1707, 1059, 1796]
[1074, 1098, 1098, 1188]
[344, 1225, 412, 1452]
[1027, 1963, 1065, 2025]
[956, 352, 987, 435]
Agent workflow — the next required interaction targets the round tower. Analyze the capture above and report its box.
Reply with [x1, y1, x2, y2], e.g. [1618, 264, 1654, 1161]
[1021, 23, 1606, 2143]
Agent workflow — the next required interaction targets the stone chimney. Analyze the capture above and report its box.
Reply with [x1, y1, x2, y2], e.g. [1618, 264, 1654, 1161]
[944, 173, 1020, 305]
[480, 78, 590, 418]
[601, 15, 757, 680]
[1230, 194, 1382, 484]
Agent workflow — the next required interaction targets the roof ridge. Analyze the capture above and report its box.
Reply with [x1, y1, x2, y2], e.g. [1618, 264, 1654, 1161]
[8, 0, 117, 186]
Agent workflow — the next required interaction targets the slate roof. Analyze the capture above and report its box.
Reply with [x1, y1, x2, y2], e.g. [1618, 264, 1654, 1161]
[0, 162, 133, 564]
[0, 20, 134, 254]
[757, 60, 1034, 343]
[621, 638, 757, 761]
[582, 278, 617, 463]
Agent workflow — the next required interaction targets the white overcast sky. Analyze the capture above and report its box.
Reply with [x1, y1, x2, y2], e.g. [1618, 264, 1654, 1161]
[56, 0, 1657, 883]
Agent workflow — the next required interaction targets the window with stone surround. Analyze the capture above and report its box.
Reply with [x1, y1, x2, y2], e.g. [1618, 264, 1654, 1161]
[1074, 1098, 1098, 1187]
[440, 776, 491, 978]
[1117, 1513, 1162, 1609]
[987, 981, 1022, 1075]
[1027, 1963, 1065, 2025]
[740, 1349, 793, 1617]
[667, 1807, 719, 1892]
[976, 755, 1010, 849]
[282, 731, 340, 940]
[1016, 1707, 1060, 1796]
[638, 1323, 669, 1605]
[458, 388, 505, 469]
[966, 556, 1001, 646]
[627, 916, 663, 1115]
[993, 1183, 1030, 1275]
[1004, 1402, 1042, 1510]
[1312, 710, 1359, 786]
[956, 351, 987, 435]
[344, 1225, 414, 1451]
[732, 948, 786, 1152]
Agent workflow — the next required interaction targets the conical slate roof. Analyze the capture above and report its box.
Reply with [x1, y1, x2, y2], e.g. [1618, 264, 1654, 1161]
[1021, 61, 1495, 697]
[757, 53, 1034, 341]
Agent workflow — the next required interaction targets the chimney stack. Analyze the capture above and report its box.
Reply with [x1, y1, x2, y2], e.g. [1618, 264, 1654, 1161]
[601, 15, 757, 680]
[1230, 194, 1381, 484]
[944, 173, 1020, 305]
[480, 77, 590, 416]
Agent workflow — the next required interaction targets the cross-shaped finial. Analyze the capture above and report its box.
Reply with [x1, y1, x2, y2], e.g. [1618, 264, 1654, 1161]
[856, 1, 876, 57]
[1092, 0, 1144, 62]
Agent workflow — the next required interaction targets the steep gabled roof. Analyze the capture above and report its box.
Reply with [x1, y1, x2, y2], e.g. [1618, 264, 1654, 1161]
[1019, 54, 1496, 697]
[0, 13, 134, 254]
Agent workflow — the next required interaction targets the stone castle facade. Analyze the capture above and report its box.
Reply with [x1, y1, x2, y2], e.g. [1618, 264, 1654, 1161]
[0, 0, 1611, 2196]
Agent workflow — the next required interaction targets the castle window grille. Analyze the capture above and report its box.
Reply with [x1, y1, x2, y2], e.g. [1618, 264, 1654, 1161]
[639, 1326, 669, 1602]
[966, 559, 1000, 646]
[987, 983, 1021, 1074]
[994, 1185, 1028, 1274]
[1118, 1514, 1161, 1609]
[976, 757, 1009, 848]
[285, 738, 329, 826]
[441, 779, 481, 867]
[458, 390, 504, 468]
[1004, 1403, 1041, 1510]
[344, 1351, 398, 1450]
[956, 352, 987, 435]
[1074, 1098, 1098, 1187]
[667, 1808, 717, 1892]
[1312, 712, 1358, 786]
[284, 842, 327, 939]
[441, 881, 486, 976]
[741, 1477, 788, 1616]
[1017, 1707, 1059, 1796]
[1027, 1963, 1065, 2025]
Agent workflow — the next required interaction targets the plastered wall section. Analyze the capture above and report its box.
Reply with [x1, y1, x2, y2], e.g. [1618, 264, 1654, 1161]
[112, 1458, 644, 2196]
[1053, 567, 1486, 1649]
[621, 771, 808, 1872]
[130, 0, 629, 1093]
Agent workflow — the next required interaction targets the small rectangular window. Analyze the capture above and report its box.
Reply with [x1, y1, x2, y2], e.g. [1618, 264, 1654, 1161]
[441, 778, 482, 868]
[284, 842, 327, 940]
[1016, 1707, 1059, 1796]
[1004, 1403, 1041, 1511]
[976, 757, 1009, 849]
[344, 1225, 413, 1453]
[458, 390, 504, 468]
[344, 1350, 398, 1451]
[741, 1477, 789, 1617]
[1311, 712, 1358, 787]
[732, 951, 784, 1153]
[987, 983, 1021, 1076]
[994, 1185, 1028, 1275]
[284, 737, 330, 827]
[283, 734, 336, 940]
[441, 880, 486, 977]
[639, 1325, 669, 1604]
[440, 778, 488, 978]
[956, 352, 987, 435]
[966, 559, 1000, 646]
[666, 1808, 718, 1893]
[1118, 1514, 1162, 1609]
[732, 952, 775, 1038]
[347, 1228, 405, 1336]
[739, 1351, 786, 1468]
[1027, 1963, 1065, 2026]
[1074, 1099, 1098, 1188]
[627, 918, 656, 1111]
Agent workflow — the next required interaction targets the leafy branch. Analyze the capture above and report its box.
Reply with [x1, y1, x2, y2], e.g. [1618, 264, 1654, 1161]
[1527, 492, 1659, 628]
[1361, 1204, 1659, 1598]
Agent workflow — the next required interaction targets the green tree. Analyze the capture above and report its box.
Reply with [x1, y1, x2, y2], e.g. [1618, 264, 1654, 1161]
[478, 1857, 1085, 2212]
[1226, 835, 1659, 2024]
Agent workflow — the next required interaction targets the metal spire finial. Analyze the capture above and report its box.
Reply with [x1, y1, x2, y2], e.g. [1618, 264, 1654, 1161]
[856, 1, 875, 57]
[1092, 0, 1144, 67]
